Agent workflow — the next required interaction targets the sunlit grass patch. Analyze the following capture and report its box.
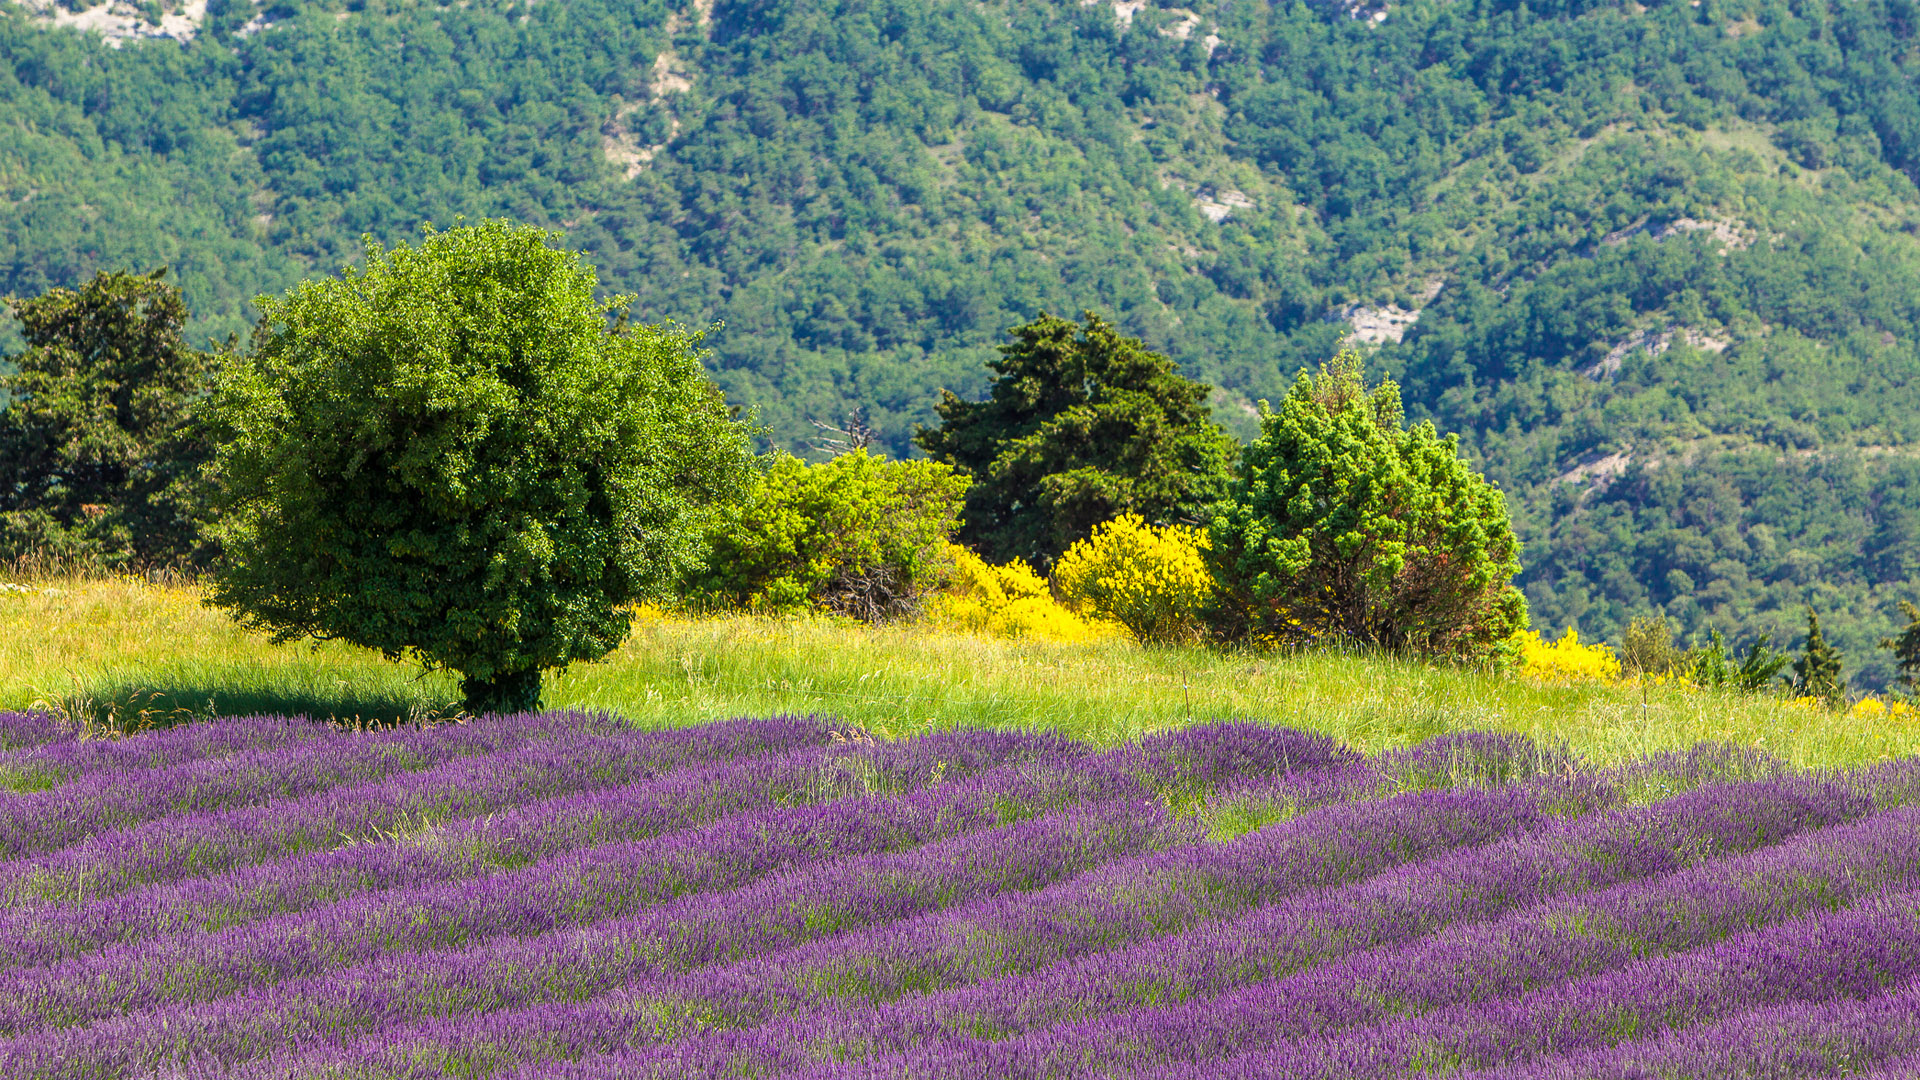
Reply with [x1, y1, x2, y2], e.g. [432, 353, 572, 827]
[4, 571, 1915, 768]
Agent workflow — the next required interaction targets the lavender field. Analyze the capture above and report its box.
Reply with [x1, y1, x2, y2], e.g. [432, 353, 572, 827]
[3, 709, 1920, 1079]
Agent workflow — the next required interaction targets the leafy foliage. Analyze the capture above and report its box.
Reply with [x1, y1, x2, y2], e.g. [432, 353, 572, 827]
[688, 450, 967, 621]
[916, 311, 1236, 568]
[1727, 631, 1793, 696]
[1619, 615, 1687, 680]
[1053, 513, 1212, 645]
[0, 269, 213, 567]
[201, 221, 753, 714]
[1206, 352, 1527, 658]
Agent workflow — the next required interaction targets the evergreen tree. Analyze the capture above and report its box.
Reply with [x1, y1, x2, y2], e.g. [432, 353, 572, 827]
[1881, 600, 1920, 699]
[0, 269, 214, 567]
[915, 311, 1237, 568]
[1789, 607, 1847, 707]
[1204, 350, 1527, 659]
[1731, 632, 1792, 694]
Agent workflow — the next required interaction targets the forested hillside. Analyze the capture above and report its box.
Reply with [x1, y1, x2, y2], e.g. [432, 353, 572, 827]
[5, 0, 1920, 681]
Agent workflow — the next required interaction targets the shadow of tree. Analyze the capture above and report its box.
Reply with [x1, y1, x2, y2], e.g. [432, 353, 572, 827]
[61, 674, 464, 732]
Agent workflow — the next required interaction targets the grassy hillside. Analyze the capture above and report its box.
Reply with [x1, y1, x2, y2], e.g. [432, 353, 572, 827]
[5, 0, 1920, 677]
[4, 573, 1914, 768]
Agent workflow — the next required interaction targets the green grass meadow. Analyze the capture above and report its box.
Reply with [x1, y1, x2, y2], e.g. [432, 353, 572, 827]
[6, 574, 1916, 769]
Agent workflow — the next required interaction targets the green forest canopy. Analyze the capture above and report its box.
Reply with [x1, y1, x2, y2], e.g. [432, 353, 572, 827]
[5, 0, 1920, 683]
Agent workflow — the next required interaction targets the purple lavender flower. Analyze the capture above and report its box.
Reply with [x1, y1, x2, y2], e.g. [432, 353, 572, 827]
[0, 738, 1128, 1032]
[0, 798, 1182, 1079]
[0, 712, 838, 904]
[489, 775, 1862, 1080]
[1, 718, 591, 859]
[0, 727, 1079, 971]
[0, 710, 70, 752]
[1465, 970, 1920, 1079]
[240, 768, 1588, 1080]
[0, 715, 341, 796]
[1132, 884, 1920, 1080]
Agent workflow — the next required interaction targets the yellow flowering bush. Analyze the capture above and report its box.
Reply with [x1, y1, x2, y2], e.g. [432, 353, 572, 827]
[1849, 697, 1915, 720]
[1513, 627, 1621, 683]
[1053, 515, 1213, 645]
[927, 544, 1116, 643]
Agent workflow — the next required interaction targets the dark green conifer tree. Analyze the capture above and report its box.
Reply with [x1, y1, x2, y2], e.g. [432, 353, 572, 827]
[0, 269, 215, 567]
[915, 311, 1237, 568]
[1789, 607, 1846, 707]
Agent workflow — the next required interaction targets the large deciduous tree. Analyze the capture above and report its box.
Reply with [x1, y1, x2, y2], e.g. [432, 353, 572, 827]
[914, 311, 1237, 568]
[202, 221, 755, 714]
[0, 269, 214, 567]
[1205, 350, 1527, 659]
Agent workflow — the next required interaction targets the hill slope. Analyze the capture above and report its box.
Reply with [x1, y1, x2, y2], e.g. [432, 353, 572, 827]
[4, 0, 1920, 681]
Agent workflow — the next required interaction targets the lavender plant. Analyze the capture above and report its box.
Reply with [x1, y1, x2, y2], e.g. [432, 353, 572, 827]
[0, 713, 835, 904]
[502, 776, 1864, 1080]
[1, 713, 1916, 1080]
[0, 728, 1073, 971]
[0, 711, 69, 752]
[0, 714, 333, 795]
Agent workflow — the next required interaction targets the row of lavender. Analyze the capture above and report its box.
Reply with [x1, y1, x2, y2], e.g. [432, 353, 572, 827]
[4, 707, 1920, 1079]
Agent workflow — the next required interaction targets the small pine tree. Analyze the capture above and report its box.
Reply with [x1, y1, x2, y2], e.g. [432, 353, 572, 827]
[1730, 631, 1791, 694]
[1203, 350, 1526, 659]
[1691, 627, 1730, 690]
[915, 311, 1237, 568]
[1788, 607, 1846, 707]
[1878, 600, 1920, 700]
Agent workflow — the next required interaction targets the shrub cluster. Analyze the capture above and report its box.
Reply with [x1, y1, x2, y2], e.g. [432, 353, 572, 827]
[687, 451, 966, 622]
[9, 245, 1680, 704]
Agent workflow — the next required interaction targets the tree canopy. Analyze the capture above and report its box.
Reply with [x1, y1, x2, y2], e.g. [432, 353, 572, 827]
[916, 311, 1236, 567]
[1206, 352, 1527, 659]
[0, 269, 213, 567]
[687, 449, 967, 621]
[201, 221, 754, 713]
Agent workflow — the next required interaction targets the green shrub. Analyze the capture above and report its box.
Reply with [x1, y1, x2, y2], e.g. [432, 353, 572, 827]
[1880, 600, 1920, 700]
[1789, 607, 1847, 708]
[1205, 350, 1527, 659]
[690, 450, 967, 622]
[1691, 627, 1792, 695]
[1620, 615, 1687, 679]
[202, 221, 754, 714]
